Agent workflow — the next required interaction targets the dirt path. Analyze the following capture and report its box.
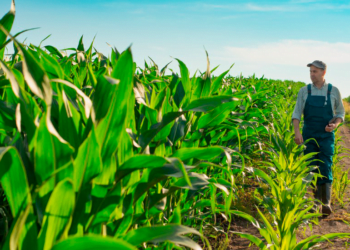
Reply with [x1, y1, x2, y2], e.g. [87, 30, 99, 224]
[228, 125, 350, 250]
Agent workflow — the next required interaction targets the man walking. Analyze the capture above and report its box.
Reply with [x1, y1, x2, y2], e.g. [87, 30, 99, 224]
[292, 60, 345, 216]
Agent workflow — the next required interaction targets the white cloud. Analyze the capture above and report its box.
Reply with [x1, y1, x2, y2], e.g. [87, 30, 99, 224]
[201, 2, 350, 12]
[200, 3, 294, 12]
[289, 0, 320, 3]
[225, 40, 350, 66]
[245, 3, 292, 11]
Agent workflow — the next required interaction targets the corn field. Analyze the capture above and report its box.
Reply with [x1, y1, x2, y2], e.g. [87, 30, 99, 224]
[0, 1, 349, 250]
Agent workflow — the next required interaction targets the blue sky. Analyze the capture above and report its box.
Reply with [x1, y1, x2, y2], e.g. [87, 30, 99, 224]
[2, 0, 350, 97]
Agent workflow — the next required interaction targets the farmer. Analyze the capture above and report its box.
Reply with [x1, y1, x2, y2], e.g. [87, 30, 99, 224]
[292, 60, 345, 216]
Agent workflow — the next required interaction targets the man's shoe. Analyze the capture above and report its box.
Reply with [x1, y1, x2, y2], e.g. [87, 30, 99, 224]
[322, 205, 332, 216]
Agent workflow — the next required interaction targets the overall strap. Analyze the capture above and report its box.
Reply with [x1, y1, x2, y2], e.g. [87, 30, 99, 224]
[307, 84, 312, 96]
[327, 83, 332, 98]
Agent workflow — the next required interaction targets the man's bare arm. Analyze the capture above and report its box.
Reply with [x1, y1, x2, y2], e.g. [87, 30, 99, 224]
[293, 119, 303, 145]
[333, 117, 342, 126]
[326, 117, 342, 132]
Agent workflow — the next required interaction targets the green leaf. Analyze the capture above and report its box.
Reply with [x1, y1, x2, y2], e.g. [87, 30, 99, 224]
[110, 45, 120, 67]
[73, 126, 102, 192]
[51, 235, 137, 250]
[77, 35, 84, 52]
[175, 59, 191, 107]
[14, 37, 52, 104]
[39, 34, 51, 47]
[9, 201, 33, 250]
[172, 147, 224, 161]
[0, 59, 21, 98]
[169, 115, 186, 144]
[172, 173, 209, 190]
[138, 111, 185, 152]
[210, 65, 233, 95]
[166, 157, 191, 187]
[198, 101, 239, 129]
[201, 50, 211, 98]
[51, 78, 93, 120]
[38, 179, 75, 250]
[116, 155, 167, 182]
[184, 96, 240, 112]
[0, 0, 15, 59]
[174, 79, 185, 108]
[37, 47, 64, 79]
[161, 61, 172, 76]
[170, 202, 182, 225]
[57, 92, 82, 150]
[256, 207, 279, 245]
[0, 147, 30, 218]
[94, 47, 134, 184]
[122, 225, 203, 250]
[85, 36, 95, 61]
[131, 170, 168, 202]
[294, 233, 350, 250]
[252, 168, 279, 200]
[29, 113, 74, 208]
[0, 146, 38, 250]
[193, 199, 211, 209]
[0, 99, 16, 130]
[44, 45, 63, 59]
[0, 60, 40, 142]
[230, 232, 267, 249]
[0, 28, 38, 52]
[93, 75, 117, 122]
[114, 192, 134, 237]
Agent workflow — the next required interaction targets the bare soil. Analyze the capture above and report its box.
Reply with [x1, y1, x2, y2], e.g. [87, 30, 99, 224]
[226, 125, 350, 250]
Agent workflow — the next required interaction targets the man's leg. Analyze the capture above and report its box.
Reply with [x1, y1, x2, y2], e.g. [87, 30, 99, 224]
[304, 137, 322, 210]
[318, 135, 335, 216]
[304, 137, 320, 168]
[314, 184, 323, 206]
[320, 183, 332, 215]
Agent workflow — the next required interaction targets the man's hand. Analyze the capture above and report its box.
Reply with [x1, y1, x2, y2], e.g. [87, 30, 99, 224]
[325, 123, 337, 132]
[293, 119, 303, 145]
[294, 132, 304, 145]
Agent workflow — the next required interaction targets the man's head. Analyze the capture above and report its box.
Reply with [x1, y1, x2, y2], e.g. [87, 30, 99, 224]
[307, 60, 326, 84]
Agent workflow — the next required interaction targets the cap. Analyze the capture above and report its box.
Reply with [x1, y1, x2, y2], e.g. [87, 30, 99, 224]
[307, 60, 327, 70]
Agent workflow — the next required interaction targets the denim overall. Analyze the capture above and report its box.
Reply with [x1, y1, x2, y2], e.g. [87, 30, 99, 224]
[303, 83, 335, 184]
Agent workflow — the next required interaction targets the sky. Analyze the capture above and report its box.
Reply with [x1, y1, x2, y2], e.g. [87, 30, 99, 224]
[2, 0, 350, 97]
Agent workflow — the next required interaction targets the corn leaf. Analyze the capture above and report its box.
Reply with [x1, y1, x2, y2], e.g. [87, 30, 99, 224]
[51, 235, 137, 250]
[38, 179, 75, 250]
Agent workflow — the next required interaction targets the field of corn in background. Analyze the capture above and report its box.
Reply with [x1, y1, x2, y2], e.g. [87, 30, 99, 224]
[1, 1, 350, 250]
[343, 97, 350, 126]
